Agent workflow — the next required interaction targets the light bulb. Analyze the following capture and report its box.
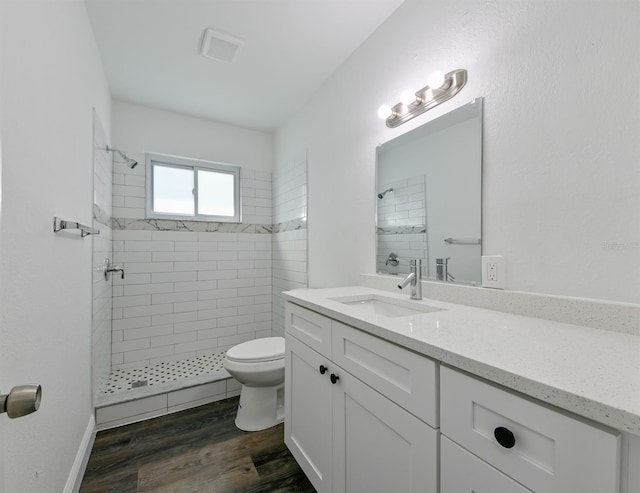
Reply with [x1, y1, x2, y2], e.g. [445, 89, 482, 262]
[377, 104, 393, 120]
[400, 89, 415, 106]
[427, 71, 446, 90]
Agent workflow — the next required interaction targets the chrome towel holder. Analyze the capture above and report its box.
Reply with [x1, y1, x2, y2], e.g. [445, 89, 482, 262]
[53, 217, 100, 238]
[444, 237, 480, 245]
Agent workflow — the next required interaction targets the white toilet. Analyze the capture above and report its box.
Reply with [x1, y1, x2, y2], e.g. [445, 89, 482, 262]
[223, 336, 286, 431]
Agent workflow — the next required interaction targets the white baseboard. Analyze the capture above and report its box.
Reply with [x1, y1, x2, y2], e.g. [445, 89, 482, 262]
[64, 413, 96, 493]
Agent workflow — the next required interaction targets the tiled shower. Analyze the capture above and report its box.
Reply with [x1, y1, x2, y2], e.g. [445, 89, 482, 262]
[91, 114, 307, 428]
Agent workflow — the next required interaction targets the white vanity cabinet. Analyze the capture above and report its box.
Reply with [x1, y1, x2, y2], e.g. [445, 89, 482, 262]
[440, 366, 621, 493]
[285, 303, 438, 493]
[285, 299, 624, 493]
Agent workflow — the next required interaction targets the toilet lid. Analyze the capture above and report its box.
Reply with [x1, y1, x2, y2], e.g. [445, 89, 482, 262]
[225, 337, 285, 363]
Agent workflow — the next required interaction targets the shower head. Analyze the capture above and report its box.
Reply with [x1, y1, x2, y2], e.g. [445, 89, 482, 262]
[105, 145, 138, 169]
[377, 187, 393, 199]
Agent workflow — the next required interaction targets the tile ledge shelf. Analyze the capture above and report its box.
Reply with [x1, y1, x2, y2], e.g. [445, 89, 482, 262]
[360, 273, 640, 336]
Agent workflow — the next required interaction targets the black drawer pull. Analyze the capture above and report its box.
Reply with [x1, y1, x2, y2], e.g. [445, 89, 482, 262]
[494, 426, 516, 449]
[330, 373, 340, 384]
[319, 365, 328, 375]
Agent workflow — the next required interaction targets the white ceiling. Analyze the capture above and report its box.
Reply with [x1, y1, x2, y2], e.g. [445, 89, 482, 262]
[86, 0, 405, 131]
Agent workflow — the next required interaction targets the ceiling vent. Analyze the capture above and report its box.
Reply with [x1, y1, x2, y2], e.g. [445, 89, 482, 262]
[200, 28, 244, 63]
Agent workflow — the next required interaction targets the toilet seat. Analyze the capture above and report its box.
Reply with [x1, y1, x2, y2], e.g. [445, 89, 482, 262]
[225, 336, 284, 363]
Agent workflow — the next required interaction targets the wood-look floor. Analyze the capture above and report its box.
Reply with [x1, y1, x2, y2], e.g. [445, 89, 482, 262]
[80, 396, 316, 493]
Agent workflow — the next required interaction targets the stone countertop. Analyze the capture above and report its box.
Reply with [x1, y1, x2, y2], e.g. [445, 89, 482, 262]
[283, 286, 640, 435]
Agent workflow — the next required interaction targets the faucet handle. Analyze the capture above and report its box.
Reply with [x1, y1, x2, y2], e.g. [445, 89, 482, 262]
[385, 252, 400, 266]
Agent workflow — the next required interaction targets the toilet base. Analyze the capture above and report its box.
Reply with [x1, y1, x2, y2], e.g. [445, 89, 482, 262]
[235, 383, 285, 432]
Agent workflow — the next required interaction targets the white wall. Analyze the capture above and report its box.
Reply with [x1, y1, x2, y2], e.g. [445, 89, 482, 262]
[275, 0, 640, 304]
[0, 1, 111, 491]
[113, 100, 272, 175]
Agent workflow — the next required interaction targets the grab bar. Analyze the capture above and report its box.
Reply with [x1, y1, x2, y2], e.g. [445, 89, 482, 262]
[53, 217, 100, 238]
[444, 237, 480, 245]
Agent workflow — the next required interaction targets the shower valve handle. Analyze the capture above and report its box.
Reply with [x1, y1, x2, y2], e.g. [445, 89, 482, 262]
[108, 266, 125, 279]
[103, 258, 125, 281]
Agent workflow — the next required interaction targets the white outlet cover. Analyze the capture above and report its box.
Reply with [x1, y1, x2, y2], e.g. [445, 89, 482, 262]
[482, 255, 506, 289]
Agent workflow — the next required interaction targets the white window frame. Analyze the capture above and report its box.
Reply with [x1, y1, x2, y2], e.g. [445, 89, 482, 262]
[145, 152, 241, 223]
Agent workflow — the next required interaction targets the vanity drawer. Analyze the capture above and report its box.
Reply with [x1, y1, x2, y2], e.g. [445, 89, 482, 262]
[286, 302, 332, 357]
[441, 436, 532, 493]
[440, 366, 620, 493]
[331, 320, 438, 427]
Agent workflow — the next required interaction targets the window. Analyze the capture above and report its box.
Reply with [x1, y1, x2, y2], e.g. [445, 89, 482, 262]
[146, 153, 241, 222]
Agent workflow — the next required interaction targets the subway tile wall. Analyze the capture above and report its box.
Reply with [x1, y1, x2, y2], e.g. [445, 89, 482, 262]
[111, 156, 274, 369]
[376, 175, 426, 228]
[108, 145, 307, 374]
[111, 230, 272, 368]
[376, 174, 429, 277]
[112, 153, 272, 226]
[272, 229, 307, 336]
[376, 233, 428, 277]
[273, 152, 307, 224]
[272, 153, 308, 337]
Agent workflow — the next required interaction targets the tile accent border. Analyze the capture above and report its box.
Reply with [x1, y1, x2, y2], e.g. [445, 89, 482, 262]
[112, 217, 272, 233]
[112, 216, 308, 233]
[273, 217, 307, 233]
[93, 204, 112, 228]
[377, 225, 426, 235]
[361, 274, 640, 336]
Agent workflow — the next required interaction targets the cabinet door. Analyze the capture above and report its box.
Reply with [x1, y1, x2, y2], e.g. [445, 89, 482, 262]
[441, 436, 533, 493]
[332, 320, 438, 427]
[285, 334, 333, 493]
[332, 367, 438, 493]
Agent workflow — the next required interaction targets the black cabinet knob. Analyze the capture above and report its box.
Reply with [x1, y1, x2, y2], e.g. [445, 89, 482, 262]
[330, 373, 340, 384]
[319, 365, 328, 375]
[494, 426, 516, 449]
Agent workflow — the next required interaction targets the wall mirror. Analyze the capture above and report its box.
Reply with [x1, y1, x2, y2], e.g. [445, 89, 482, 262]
[376, 98, 483, 285]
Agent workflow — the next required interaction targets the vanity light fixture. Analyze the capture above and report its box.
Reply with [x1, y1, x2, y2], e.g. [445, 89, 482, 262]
[378, 69, 468, 128]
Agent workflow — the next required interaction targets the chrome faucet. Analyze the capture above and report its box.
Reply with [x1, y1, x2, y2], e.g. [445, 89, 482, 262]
[397, 259, 422, 300]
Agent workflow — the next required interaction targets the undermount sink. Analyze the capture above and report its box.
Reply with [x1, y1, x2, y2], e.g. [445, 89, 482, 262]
[330, 294, 444, 318]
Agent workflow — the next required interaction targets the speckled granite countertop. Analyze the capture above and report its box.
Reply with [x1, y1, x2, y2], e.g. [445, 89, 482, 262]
[283, 286, 640, 435]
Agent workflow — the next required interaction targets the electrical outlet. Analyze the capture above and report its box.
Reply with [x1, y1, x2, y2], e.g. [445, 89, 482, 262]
[487, 262, 498, 281]
[482, 255, 506, 289]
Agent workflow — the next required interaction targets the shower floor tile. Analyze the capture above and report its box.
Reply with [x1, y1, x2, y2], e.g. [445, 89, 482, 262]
[103, 351, 227, 394]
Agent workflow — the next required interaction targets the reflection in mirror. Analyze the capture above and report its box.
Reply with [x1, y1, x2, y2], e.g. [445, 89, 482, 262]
[376, 98, 483, 285]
